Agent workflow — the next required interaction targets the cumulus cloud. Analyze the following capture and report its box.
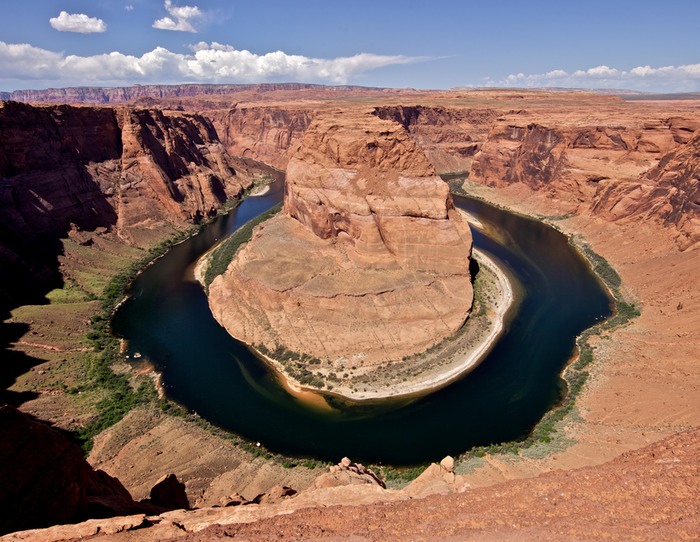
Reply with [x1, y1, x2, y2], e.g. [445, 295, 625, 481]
[0, 41, 423, 86]
[153, 0, 202, 32]
[490, 63, 700, 92]
[49, 11, 107, 33]
[125, 4, 134, 11]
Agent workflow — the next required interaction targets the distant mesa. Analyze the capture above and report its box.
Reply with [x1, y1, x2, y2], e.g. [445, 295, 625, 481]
[0, 83, 399, 105]
[204, 111, 474, 369]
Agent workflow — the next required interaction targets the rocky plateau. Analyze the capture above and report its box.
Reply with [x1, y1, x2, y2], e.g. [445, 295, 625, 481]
[1, 86, 699, 540]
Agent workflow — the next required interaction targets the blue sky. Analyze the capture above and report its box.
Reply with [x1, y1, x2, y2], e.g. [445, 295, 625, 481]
[1, 0, 699, 92]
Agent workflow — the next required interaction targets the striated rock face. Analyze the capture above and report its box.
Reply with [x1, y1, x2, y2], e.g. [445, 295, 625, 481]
[0, 101, 256, 309]
[313, 457, 386, 489]
[469, 120, 664, 201]
[210, 106, 314, 170]
[207, 112, 473, 365]
[469, 113, 700, 248]
[591, 130, 700, 250]
[373, 105, 497, 174]
[111, 106, 253, 244]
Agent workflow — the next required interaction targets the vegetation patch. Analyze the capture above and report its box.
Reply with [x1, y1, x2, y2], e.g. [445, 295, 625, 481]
[373, 464, 426, 487]
[71, 228, 198, 453]
[202, 203, 282, 288]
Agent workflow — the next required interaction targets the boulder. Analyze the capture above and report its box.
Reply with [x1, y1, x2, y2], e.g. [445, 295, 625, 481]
[143, 473, 190, 511]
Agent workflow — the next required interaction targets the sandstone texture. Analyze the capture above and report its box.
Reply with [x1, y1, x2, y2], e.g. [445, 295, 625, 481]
[210, 106, 313, 170]
[6, 429, 698, 541]
[87, 408, 322, 508]
[467, 103, 700, 249]
[168, 428, 700, 541]
[373, 104, 497, 174]
[207, 112, 473, 365]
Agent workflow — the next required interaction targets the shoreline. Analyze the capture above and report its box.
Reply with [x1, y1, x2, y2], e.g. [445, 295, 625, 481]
[246, 246, 514, 403]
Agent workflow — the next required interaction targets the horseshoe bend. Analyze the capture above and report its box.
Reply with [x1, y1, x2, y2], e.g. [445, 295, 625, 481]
[1, 85, 699, 540]
[195, 112, 513, 399]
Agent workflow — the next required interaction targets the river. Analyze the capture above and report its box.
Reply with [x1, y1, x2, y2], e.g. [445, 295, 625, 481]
[112, 174, 611, 465]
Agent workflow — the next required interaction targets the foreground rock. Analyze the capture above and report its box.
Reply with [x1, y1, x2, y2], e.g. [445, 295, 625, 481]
[313, 457, 385, 489]
[6, 429, 698, 541]
[206, 112, 473, 370]
[0, 404, 189, 536]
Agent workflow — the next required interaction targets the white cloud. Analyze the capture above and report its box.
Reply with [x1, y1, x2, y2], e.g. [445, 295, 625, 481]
[492, 63, 700, 92]
[125, 4, 134, 11]
[0, 42, 64, 78]
[49, 11, 107, 33]
[153, 0, 202, 33]
[0, 41, 423, 86]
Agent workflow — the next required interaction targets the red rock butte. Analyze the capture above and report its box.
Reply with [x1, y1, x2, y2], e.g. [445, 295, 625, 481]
[207, 111, 474, 365]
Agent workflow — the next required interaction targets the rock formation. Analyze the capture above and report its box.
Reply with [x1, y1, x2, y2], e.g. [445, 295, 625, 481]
[373, 105, 497, 174]
[591, 130, 700, 250]
[403, 455, 470, 498]
[467, 111, 700, 249]
[313, 457, 386, 489]
[206, 112, 473, 366]
[0, 101, 260, 310]
[209, 106, 314, 170]
[0, 404, 189, 535]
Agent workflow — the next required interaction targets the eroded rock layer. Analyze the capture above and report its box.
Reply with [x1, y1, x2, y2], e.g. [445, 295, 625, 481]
[208, 112, 473, 365]
[0, 101, 260, 309]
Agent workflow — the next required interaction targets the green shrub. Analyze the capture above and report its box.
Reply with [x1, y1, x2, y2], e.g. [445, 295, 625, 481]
[203, 204, 282, 287]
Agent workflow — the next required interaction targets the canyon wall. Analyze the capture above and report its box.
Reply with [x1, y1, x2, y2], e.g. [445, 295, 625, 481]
[373, 105, 497, 174]
[0, 101, 258, 309]
[469, 113, 700, 249]
[209, 106, 314, 170]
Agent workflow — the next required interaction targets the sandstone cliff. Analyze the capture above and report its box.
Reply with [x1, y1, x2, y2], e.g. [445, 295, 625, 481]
[468, 111, 700, 249]
[373, 105, 497, 174]
[209, 106, 314, 170]
[591, 129, 700, 250]
[206, 112, 473, 367]
[0, 101, 258, 310]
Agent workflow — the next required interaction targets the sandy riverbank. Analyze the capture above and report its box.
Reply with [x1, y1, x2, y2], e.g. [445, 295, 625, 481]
[248, 184, 271, 196]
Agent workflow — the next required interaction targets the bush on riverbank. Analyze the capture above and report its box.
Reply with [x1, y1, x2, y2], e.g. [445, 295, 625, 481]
[202, 203, 282, 288]
[72, 227, 197, 453]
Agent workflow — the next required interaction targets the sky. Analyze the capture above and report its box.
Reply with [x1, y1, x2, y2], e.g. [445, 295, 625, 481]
[1, 0, 699, 93]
